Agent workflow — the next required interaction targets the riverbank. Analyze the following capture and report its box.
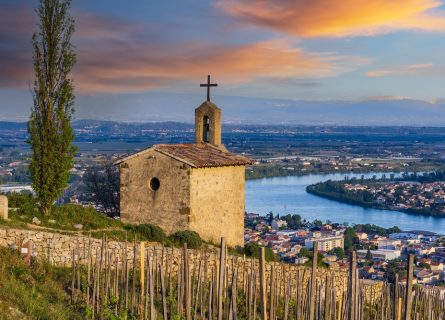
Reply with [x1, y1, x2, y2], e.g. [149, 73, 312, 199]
[306, 183, 445, 218]
[246, 167, 407, 180]
[245, 172, 445, 233]
[245, 163, 445, 180]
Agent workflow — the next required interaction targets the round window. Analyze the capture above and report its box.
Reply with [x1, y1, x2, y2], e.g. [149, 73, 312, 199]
[150, 177, 160, 191]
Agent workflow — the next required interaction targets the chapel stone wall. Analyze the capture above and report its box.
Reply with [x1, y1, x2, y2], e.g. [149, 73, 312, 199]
[189, 165, 245, 247]
[119, 149, 191, 234]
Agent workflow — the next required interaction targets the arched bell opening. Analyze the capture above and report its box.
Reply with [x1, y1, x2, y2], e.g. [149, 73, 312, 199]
[203, 115, 210, 143]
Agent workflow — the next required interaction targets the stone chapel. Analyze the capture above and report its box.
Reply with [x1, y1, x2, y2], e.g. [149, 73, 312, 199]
[115, 81, 251, 246]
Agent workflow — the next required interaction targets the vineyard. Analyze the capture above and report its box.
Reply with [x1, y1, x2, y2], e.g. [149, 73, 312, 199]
[67, 237, 445, 320]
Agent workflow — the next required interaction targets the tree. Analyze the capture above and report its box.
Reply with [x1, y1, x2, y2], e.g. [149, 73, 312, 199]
[268, 211, 274, 224]
[313, 219, 323, 227]
[301, 248, 327, 268]
[27, 0, 76, 216]
[330, 247, 345, 260]
[298, 247, 311, 258]
[344, 227, 360, 251]
[386, 259, 405, 282]
[365, 249, 373, 261]
[281, 213, 302, 229]
[242, 243, 279, 262]
[83, 161, 120, 216]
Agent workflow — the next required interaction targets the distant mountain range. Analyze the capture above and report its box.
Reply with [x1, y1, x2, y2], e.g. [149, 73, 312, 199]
[0, 120, 194, 133]
[3, 120, 445, 138]
[214, 96, 445, 126]
[2, 92, 445, 126]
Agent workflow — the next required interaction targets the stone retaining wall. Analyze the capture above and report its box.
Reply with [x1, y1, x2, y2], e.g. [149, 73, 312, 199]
[0, 227, 383, 299]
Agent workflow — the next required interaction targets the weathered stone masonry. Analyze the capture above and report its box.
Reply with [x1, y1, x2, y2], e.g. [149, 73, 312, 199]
[0, 195, 7, 220]
[0, 227, 383, 299]
[115, 100, 252, 247]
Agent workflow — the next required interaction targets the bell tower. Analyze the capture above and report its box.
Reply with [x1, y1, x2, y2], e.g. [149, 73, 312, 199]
[195, 101, 222, 147]
[195, 75, 224, 148]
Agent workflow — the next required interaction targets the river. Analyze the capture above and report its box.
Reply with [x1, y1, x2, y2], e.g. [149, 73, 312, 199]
[245, 172, 445, 234]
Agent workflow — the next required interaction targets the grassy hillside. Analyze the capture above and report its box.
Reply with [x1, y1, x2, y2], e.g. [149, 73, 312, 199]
[0, 193, 206, 248]
[0, 246, 86, 319]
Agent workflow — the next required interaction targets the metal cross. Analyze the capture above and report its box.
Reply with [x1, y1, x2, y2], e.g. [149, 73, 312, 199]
[200, 75, 218, 102]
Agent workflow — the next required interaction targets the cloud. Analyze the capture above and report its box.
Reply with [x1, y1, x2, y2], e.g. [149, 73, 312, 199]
[0, 4, 368, 94]
[75, 41, 369, 93]
[364, 63, 445, 77]
[364, 70, 393, 77]
[217, 0, 445, 37]
[0, 4, 35, 88]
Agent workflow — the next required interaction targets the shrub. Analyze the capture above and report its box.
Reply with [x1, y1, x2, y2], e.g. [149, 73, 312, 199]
[170, 230, 202, 249]
[329, 247, 345, 260]
[123, 224, 168, 243]
[241, 243, 280, 262]
[3, 192, 36, 209]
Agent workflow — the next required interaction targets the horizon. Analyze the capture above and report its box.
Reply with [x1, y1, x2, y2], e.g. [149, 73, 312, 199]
[4, 92, 445, 125]
[4, 116, 445, 127]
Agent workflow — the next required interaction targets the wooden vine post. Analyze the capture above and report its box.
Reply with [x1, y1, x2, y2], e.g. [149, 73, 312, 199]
[218, 237, 226, 320]
[140, 241, 145, 318]
[309, 241, 318, 320]
[348, 250, 357, 320]
[404, 254, 414, 320]
[184, 243, 191, 320]
[394, 273, 399, 320]
[259, 246, 267, 320]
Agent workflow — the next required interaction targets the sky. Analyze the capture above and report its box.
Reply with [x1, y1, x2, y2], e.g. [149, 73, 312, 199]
[2, 0, 445, 123]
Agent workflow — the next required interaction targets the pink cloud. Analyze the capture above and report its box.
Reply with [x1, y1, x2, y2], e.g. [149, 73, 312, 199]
[217, 0, 445, 37]
[0, 4, 366, 94]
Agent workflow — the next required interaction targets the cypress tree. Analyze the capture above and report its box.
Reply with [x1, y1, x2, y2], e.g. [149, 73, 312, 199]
[27, 0, 77, 216]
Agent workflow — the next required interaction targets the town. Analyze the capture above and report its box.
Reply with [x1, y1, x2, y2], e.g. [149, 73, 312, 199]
[343, 181, 445, 215]
[245, 213, 445, 286]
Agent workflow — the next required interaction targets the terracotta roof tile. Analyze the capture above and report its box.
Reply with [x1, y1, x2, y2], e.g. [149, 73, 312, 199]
[153, 143, 252, 168]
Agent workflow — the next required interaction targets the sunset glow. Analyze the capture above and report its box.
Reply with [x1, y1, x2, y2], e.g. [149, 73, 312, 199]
[2, 0, 445, 120]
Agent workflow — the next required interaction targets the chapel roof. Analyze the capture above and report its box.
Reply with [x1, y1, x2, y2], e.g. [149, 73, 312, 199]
[114, 143, 252, 168]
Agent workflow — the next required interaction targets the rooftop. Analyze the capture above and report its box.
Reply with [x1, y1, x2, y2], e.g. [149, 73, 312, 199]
[115, 143, 252, 168]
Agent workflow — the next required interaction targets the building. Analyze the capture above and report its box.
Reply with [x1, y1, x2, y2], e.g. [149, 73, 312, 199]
[305, 235, 344, 251]
[410, 245, 435, 256]
[356, 232, 369, 240]
[115, 92, 252, 247]
[271, 219, 287, 229]
[295, 257, 309, 265]
[0, 184, 33, 194]
[321, 224, 333, 231]
[431, 262, 444, 272]
[377, 239, 402, 250]
[276, 230, 297, 237]
[389, 232, 422, 240]
[415, 269, 441, 285]
[357, 249, 401, 261]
